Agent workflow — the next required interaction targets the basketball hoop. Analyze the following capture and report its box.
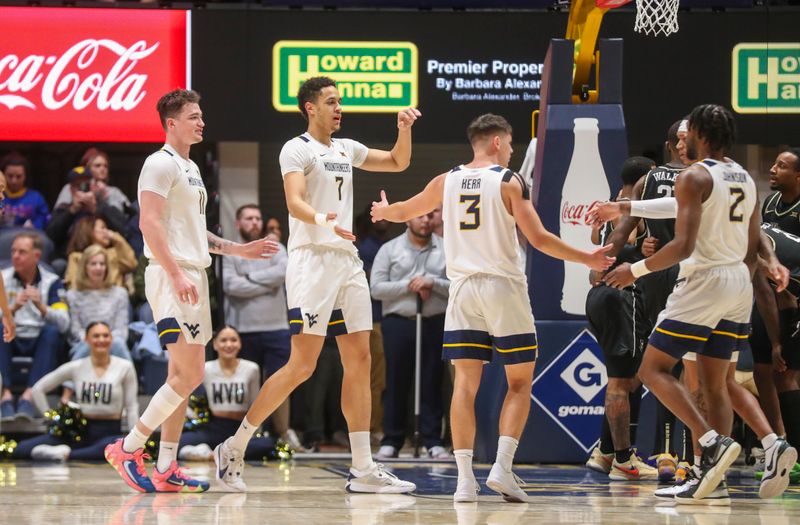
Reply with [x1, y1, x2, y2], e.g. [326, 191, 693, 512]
[634, 0, 680, 37]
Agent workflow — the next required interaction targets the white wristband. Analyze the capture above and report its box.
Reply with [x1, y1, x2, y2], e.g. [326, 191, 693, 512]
[314, 212, 337, 230]
[630, 260, 652, 279]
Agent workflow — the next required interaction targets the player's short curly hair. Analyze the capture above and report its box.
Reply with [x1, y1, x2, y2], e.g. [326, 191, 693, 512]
[297, 76, 337, 120]
[687, 104, 736, 153]
[466, 114, 513, 145]
[782, 147, 800, 171]
[156, 89, 201, 130]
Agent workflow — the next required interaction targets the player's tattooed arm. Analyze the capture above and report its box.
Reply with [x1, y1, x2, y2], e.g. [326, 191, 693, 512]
[207, 231, 280, 260]
[207, 231, 235, 255]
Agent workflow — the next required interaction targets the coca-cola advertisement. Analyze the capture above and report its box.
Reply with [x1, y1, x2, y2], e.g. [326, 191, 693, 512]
[0, 7, 190, 142]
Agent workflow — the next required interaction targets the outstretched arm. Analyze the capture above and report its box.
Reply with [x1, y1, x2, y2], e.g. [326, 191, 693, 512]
[370, 174, 445, 224]
[207, 231, 278, 260]
[505, 177, 614, 271]
[359, 108, 422, 172]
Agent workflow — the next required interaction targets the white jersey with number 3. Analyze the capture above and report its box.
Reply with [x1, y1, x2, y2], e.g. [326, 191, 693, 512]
[279, 132, 368, 254]
[442, 164, 526, 282]
[138, 144, 211, 269]
[680, 158, 756, 276]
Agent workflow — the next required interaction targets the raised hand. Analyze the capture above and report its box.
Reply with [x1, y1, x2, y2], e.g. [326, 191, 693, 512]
[587, 201, 622, 226]
[235, 237, 280, 260]
[370, 190, 390, 223]
[397, 108, 422, 130]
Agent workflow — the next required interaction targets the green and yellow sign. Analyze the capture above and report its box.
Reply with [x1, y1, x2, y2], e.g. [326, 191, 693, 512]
[732, 43, 800, 114]
[272, 40, 418, 113]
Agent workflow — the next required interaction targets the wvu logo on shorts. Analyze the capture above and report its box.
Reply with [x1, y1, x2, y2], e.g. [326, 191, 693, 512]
[183, 322, 200, 338]
[305, 313, 319, 328]
[272, 40, 418, 113]
[531, 329, 610, 453]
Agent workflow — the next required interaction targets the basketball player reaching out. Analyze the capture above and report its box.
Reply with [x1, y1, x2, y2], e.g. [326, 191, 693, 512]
[603, 104, 796, 504]
[105, 89, 279, 493]
[214, 76, 421, 493]
[371, 114, 614, 503]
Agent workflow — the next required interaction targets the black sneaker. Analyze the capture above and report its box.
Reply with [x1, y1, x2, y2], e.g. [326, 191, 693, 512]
[675, 478, 731, 506]
[695, 435, 741, 500]
[760, 438, 798, 499]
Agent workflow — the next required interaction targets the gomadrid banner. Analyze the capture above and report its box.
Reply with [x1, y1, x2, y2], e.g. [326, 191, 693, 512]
[0, 7, 191, 142]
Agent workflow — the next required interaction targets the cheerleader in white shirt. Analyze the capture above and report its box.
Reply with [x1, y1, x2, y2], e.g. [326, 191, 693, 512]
[14, 322, 139, 460]
[179, 326, 275, 461]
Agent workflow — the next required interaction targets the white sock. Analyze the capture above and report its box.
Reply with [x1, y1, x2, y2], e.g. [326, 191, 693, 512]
[454, 449, 475, 481]
[157, 441, 178, 473]
[138, 384, 184, 432]
[349, 431, 374, 472]
[761, 433, 779, 450]
[496, 435, 519, 472]
[229, 416, 257, 453]
[693, 455, 702, 466]
[123, 426, 149, 453]
[698, 430, 719, 448]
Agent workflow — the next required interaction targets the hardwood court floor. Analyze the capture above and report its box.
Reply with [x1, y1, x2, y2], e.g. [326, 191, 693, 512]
[1, 460, 799, 524]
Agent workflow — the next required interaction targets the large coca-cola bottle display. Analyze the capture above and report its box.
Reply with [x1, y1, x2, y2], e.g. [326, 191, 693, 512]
[559, 117, 609, 315]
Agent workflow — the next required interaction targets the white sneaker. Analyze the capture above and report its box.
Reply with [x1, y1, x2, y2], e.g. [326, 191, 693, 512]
[585, 446, 613, 474]
[31, 444, 71, 461]
[654, 467, 698, 499]
[281, 429, 305, 451]
[427, 446, 453, 460]
[213, 438, 246, 492]
[453, 477, 480, 503]
[759, 438, 797, 499]
[346, 463, 416, 494]
[376, 445, 398, 459]
[179, 443, 213, 461]
[675, 479, 731, 506]
[485, 463, 529, 503]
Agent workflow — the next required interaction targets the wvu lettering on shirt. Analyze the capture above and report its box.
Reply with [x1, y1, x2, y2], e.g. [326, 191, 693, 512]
[323, 162, 351, 173]
[80, 382, 113, 404]
[212, 382, 245, 405]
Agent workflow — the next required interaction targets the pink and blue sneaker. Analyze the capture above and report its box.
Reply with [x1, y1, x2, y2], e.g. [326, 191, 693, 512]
[104, 438, 155, 493]
[152, 461, 210, 493]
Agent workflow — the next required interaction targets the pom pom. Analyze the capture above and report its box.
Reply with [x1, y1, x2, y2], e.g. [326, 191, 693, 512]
[183, 394, 210, 432]
[0, 435, 18, 459]
[43, 402, 87, 445]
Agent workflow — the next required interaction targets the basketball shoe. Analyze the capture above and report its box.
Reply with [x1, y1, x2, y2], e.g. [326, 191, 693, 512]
[151, 461, 210, 493]
[104, 438, 155, 493]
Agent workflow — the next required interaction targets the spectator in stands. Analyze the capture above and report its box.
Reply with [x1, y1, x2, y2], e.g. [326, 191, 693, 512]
[0, 152, 50, 230]
[265, 215, 283, 243]
[179, 326, 276, 461]
[222, 204, 302, 449]
[66, 244, 131, 361]
[0, 232, 69, 421]
[46, 166, 128, 260]
[0, 171, 17, 344]
[431, 206, 444, 238]
[370, 211, 451, 459]
[12, 322, 138, 461]
[64, 216, 137, 292]
[54, 148, 132, 217]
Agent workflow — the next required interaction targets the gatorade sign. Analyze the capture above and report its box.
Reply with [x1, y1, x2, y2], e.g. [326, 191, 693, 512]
[272, 40, 418, 113]
[732, 43, 800, 114]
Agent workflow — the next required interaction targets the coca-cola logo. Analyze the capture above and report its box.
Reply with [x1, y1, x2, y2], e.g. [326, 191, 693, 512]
[0, 39, 158, 112]
[561, 200, 601, 226]
[0, 7, 188, 142]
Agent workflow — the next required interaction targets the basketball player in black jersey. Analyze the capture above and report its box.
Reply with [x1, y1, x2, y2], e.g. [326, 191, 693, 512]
[758, 151, 800, 480]
[585, 157, 657, 481]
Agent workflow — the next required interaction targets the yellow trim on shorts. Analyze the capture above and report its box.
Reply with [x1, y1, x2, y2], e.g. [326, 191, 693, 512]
[710, 329, 748, 339]
[328, 320, 345, 326]
[289, 320, 303, 324]
[159, 328, 182, 338]
[654, 327, 708, 341]
[50, 301, 68, 311]
[443, 343, 493, 350]
[496, 345, 538, 353]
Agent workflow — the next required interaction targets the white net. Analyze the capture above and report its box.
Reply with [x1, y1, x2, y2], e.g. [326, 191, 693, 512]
[634, 0, 680, 37]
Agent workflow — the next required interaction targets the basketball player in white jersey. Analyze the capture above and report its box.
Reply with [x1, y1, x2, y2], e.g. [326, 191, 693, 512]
[214, 76, 421, 493]
[370, 114, 614, 503]
[105, 89, 279, 493]
[602, 104, 768, 504]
